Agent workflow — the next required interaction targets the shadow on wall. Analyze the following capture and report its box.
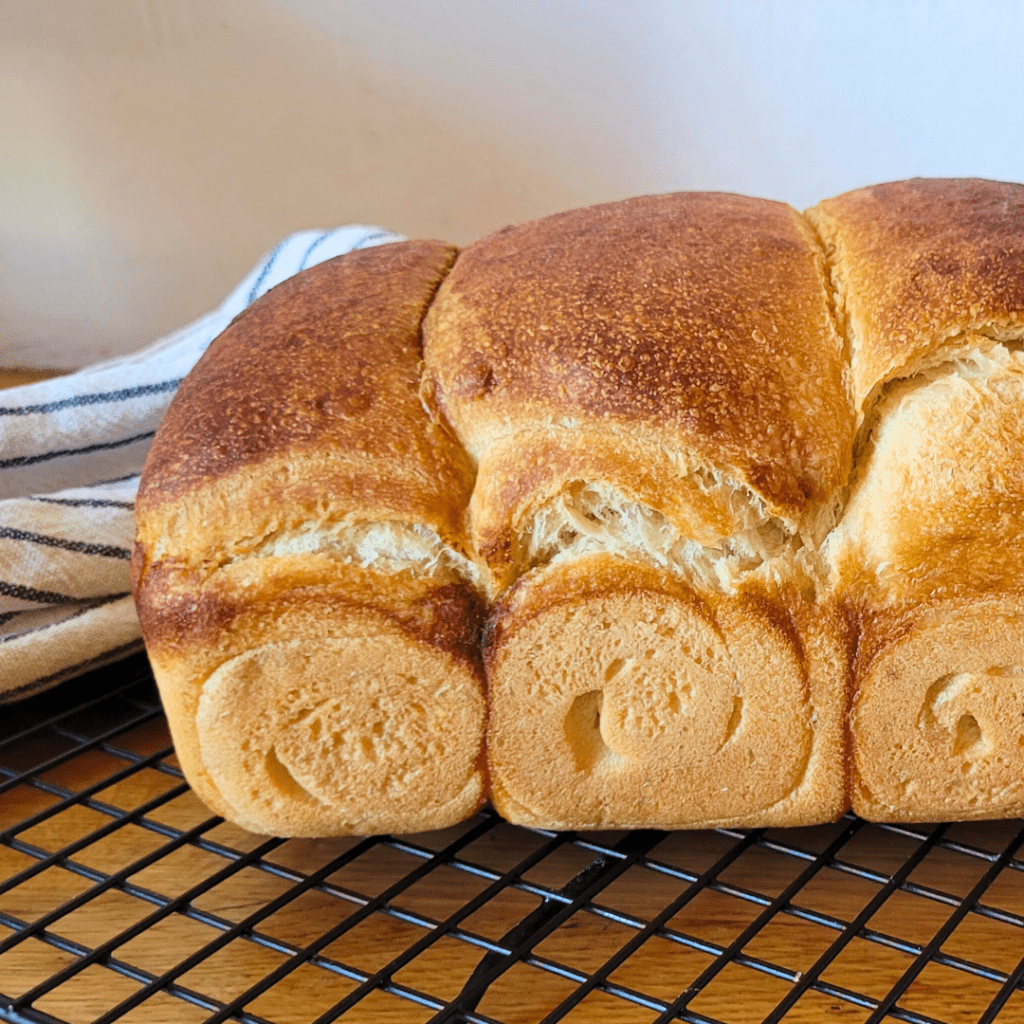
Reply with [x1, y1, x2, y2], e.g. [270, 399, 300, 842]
[0, 0, 617, 368]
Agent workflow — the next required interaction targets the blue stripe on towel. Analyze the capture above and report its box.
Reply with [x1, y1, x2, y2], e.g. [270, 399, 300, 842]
[0, 528, 131, 559]
[0, 379, 183, 417]
[30, 497, 135, 509]
[0, 580, 81, 605]
[0, 593, 131, 644]
[352, 230, 395, 250]
[0, 432, 155, 471]
[298, 230, 335, 271]
[247, 239, 288, 305]
[13, 638, 144, 694]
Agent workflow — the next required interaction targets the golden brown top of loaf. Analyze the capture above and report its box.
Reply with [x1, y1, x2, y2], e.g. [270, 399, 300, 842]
[136, 240, 472, 566]
[807, 178, 1024, 418]
[422, 192, 852, 523]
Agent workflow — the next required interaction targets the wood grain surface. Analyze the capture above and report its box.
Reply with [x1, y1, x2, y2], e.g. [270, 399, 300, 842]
[2, 713, 1023, 1024]
[0, 368, 67, 389]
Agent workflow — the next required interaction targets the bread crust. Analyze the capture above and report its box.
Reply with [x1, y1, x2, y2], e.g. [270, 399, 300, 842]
[851, 597, 1024, 822]
[423, 191, 853, 584]
[136, 240, 473, 570]
[815, 186, 1024, 823]
[485, 553, 848, 829]
[807, 178, 1024, 418]
[138, 556, 487, 835]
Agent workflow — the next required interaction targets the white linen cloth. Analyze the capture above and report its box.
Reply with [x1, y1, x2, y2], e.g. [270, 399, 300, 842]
[0, 226, 403, 702]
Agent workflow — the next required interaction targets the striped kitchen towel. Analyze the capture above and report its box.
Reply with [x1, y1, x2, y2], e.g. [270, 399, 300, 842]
[0, 225, 403, 702]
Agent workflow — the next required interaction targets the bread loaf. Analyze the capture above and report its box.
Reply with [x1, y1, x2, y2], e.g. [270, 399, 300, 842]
[133, 178, 1024, 834]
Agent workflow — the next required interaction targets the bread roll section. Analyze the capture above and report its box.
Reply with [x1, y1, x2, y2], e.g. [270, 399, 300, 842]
[812, 180, 1024, 821]
[132, 241, 487, 836]
[424, 193, 853, 828]
[809, 178, 1024, 424]
[483, 556, 851, 828]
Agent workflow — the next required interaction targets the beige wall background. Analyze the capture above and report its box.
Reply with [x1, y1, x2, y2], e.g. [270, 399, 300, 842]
[3, 0, 1024, 368]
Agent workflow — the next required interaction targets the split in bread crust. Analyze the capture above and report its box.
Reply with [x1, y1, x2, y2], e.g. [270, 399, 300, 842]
[423, 192, 853, 584]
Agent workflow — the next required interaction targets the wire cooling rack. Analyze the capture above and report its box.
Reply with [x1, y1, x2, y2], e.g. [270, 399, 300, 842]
[2, 657, 1024, 1024]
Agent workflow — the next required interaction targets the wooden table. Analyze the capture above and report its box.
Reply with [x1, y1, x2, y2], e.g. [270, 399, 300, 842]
[0, 369, 67, 389]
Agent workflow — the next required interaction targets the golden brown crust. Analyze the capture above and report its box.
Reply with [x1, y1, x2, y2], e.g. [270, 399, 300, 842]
[131, 240, 490, 837]
[424, 192, 852, 525]
[136, 554, 486, 673]
[141, 239, 459, 504]
[807, 178, 1024, 415]
[136, 240, 473, 565]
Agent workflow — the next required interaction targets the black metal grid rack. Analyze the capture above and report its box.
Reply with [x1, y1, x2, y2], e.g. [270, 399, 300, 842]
[2, 656, 1024, 1024]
